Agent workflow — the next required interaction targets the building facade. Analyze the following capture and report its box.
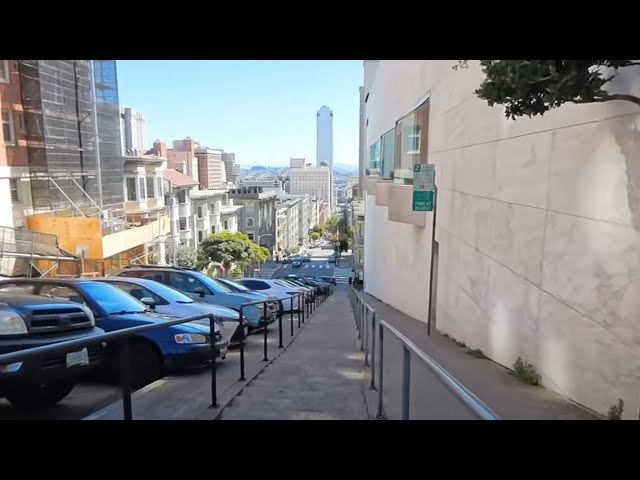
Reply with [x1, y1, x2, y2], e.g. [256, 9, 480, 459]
[228, 187, 277, 252]
[195, 147, 226, 189]
[120, 107, 146, 156]
[290, 163, 332, 211]
[316, 106, 333, 168]
[221, 152, 239, 185]
[167, 137, 199, 182]
[163, 168, 199, 260]
[190, 188, 241, 248]
[362, 59, 640, 419]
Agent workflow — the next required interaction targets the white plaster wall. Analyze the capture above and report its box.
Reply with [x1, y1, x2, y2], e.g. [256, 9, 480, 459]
[364, 60, 640, 418]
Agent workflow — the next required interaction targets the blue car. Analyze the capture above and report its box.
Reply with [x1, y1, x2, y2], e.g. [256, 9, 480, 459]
[117, 266, 279, 330]
[0, 278, 226, 389]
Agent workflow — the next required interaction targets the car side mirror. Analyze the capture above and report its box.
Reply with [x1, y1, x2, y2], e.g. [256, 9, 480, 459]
[140, 297, 156, 309]
[194, 287, 206, 298]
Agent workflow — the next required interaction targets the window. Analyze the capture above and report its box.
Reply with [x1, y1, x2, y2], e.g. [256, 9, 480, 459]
[178, 190, 187, 204]
[224, 220, 229, 230]
[198, 230, 204, 243]
[17, 113, 26, 134]
[179, 217, 188, 231]
[247, 233, 254, 241]
[156, 177, 163, 198]
[168, 273, 210, 295]
[125, 177, 137, 201]
[111, 282, 168, 306]
[10, 179, 19, 202]
[197, 206, 203, 219]
[211, 226, 216, 234]
[380, 128, 395, 180]
[138, 177, 146, 199]
[246, 217, 254, 228]
[0, 61, 9, 83]
[52, 71, 64, 105]
[394, 98, 430, 185]
[146, 176, 155, 199]
[2, 111, 15, 145]
[368, 141, 380, 170]
[245, 202, 255, 213]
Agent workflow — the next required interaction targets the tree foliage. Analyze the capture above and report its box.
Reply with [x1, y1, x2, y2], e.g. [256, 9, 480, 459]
[472, 60, 640, 120]
[175, 246, 198, 269]
[323, 214, 341, 234]
[198, 232, 270, 275]
[310, 231, 321, 241]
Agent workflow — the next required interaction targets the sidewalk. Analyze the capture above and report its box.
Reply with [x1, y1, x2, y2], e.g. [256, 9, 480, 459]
[357, 291, 600, 420]
[219, 288, 369, 420]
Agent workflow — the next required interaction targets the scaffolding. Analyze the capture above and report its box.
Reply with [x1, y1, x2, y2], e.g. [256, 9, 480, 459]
[18, 60, 125, 220]
[0, 226, 79, 278]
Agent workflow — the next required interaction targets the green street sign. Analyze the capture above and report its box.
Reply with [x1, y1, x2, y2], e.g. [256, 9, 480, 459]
[413, 190, 435, 212]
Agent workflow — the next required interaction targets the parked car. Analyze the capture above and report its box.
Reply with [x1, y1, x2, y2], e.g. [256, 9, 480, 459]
[289, 256, 302, 267]
[233, 278, 306, 311]
[213, 277, 289, 314]
[95, 277, 247, 347]
[0, 292, 106, 409]
[0, 279, 227, 389]
[302, 254, 311, 263]
[317, 276, 337, 286]
[274, 278, 316, 302]
[328, 255, 337, 264]
[117, 266, 278, 331]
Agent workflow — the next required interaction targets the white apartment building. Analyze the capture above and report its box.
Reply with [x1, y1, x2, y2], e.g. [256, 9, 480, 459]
[120, 107, 147, 156]
[362, 59, 640, 419]
[290, 163, 332, 212]
[287, 194, 311, 248]
[316, 106, 333, 168]
[163, 168, 199, 256]
[190, 189, 242, 248]
[276, 198, 301, 254]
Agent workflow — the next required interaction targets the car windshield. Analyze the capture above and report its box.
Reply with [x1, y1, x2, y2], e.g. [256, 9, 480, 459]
[81, 282, 147, 314]
[193, 272, 233, 294]
[120, 280, 194, 304]
[218, 278, 251, 292]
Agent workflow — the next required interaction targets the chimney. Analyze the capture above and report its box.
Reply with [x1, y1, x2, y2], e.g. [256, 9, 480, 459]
[153, 140, 167, 158]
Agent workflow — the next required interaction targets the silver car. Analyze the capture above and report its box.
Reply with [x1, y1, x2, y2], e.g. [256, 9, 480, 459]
[233, 278, 309, 311]
[97, 276, 248, 347]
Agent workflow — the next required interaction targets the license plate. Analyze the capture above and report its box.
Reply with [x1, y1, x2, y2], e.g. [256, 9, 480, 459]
[66, 348, 89, 368]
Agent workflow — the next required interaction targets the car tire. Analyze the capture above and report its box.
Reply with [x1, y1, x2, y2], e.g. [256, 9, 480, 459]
[6, 379, 76, 410]
[111, 340, 164, 390]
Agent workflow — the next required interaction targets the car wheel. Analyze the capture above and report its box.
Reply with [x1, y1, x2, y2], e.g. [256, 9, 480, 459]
[111, 340, 164, 390]
[6, 379, 76, 410]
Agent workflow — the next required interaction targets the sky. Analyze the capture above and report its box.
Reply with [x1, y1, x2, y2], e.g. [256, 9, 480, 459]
[116, 60, 363, 167]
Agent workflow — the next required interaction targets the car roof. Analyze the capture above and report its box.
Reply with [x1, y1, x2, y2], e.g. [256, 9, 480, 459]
[0, 277, 100, 286]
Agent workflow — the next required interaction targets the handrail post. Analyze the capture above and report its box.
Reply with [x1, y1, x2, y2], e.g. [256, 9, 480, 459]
[120, 337, 133, 421]
[370, 312, 376, 390]
[376, 323, 385, 419]
[298, 295, 302, 328]
[357, 303, 362, 340]
[278, 302, 284, 348]
[290, 296, 295, 336]
[402, 346, 411, 420]
[239, 306, 246, 381]
[209, 314, 219, 408]
[361, 306, 366, 354]
[263, 302, 269, 362]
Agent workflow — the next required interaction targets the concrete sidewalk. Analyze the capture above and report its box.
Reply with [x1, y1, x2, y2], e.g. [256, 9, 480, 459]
[219, 288, 369, 420]
[356, 291, 600, 420]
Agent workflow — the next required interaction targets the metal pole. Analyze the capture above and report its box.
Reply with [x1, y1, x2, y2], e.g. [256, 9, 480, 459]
[209, 315, 218, 408]
[278, 303, 283, 348]
[370, 312, 376, 390]
[358, 303, 362, 340]
[364, 308, 369, 366]
[376, 324, 385, 419]
[290, 296, 294, 336]
[263, 307, 269, 361]
[120, 338, 133, 421]
[427, 186, 438, 336]
[360, 306, 365, 352]
[239, 307, 246, 381]
[88, 60, 103, 209]
[402, 346, 411, 420]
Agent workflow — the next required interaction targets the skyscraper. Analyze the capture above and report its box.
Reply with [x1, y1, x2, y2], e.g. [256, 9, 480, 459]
[316, 106, 333, 167]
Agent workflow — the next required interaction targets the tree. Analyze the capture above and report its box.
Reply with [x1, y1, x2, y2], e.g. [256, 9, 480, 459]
[312, 224, 324, 234]
[310, 231, 321, 241]
[199, 232, 269, 276]
[323, 214, 341, 235]
[471, 60, 640, 120]
[175, 246, 198, 269]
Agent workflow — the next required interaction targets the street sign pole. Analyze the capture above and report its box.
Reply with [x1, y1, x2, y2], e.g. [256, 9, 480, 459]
[427, 186, 437, 336]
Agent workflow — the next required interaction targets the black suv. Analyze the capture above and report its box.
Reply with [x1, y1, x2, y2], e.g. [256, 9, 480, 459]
[0, 292, 105, 409]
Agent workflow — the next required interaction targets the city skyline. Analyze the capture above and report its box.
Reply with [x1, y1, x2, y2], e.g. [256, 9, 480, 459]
[116, 60, 362, 167]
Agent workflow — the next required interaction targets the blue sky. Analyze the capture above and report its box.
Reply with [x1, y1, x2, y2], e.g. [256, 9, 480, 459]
[116, 60, 363, 167]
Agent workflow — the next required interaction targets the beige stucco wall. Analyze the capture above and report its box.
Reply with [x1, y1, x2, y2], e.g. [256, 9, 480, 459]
[364, 60, 640, 418]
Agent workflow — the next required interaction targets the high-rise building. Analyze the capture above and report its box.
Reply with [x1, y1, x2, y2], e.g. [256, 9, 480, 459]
[290, 157, 305, 169]
[316, 106, 333, 168]
[195, 147, 226, 189]
[289, 162, 331, 209]
[166, 137, 199, 182]
[120, 107, 146, 156]
[222, 152, 239, 185]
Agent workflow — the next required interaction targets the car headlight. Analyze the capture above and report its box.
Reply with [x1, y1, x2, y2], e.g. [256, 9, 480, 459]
[174, 333, 208, 344]
[0, 311, 28, 335]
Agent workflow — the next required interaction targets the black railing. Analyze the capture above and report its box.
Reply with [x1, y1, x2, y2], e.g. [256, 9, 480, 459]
[350, 287, 499, 421]
[0, 313, 220, 421]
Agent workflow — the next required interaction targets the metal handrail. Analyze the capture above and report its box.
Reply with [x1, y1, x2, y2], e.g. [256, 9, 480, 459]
[350, 287, 499, 421]
[0, 312, 220, 420]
